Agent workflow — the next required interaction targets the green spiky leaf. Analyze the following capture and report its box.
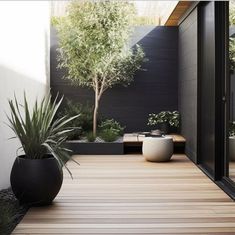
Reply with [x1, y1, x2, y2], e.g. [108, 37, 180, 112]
[6, 92, 80, 177]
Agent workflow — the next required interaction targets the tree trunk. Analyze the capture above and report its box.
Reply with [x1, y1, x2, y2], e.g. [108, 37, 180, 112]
[93, 88, 99, 136]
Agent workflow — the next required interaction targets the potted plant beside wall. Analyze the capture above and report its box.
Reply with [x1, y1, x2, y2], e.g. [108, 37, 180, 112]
[7, 93, 79, 206]
[147, 111, 180, 134]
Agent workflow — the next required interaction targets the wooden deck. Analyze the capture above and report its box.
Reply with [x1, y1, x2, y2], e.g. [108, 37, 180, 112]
[13, 154, 235, 234]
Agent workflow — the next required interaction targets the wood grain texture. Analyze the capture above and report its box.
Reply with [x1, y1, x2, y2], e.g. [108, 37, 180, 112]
[12, 155, 235, 234]
[165, 1, 193, 26]
[123, 134, 186, 143]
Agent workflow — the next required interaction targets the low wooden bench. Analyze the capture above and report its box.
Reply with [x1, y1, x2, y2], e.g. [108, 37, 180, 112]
[123, 133, 186, 154]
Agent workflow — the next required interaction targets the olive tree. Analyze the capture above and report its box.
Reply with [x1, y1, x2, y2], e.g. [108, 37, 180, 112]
[55, 1, 145, 135]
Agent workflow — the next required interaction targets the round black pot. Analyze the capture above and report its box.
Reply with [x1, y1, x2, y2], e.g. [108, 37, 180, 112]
[10, 155, 63, 206]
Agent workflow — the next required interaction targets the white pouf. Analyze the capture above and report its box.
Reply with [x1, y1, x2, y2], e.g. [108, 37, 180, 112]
[143, 137, 173, 162]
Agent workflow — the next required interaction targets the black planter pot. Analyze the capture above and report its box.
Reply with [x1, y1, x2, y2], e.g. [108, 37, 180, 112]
[10, 155, 63, 206]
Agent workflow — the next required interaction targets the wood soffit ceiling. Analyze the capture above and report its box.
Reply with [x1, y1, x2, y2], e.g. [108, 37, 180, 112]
[165, 1, 194, 26]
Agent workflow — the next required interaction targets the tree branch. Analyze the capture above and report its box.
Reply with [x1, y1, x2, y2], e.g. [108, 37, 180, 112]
[98, 76, 106, 99]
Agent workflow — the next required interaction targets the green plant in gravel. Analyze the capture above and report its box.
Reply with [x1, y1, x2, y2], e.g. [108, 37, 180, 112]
[148, 111, 180, 128]
[99, 129, 120, 142]
[99, 119, 125, 136]
[7, 93, 79, 177]
[86, 131, 96, 142]
[58, 99, 94, 140]
[98, 119, 124, 142]
[56, 1, 145, 135]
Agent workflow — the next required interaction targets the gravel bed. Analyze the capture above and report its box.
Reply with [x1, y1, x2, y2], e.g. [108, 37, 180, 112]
[0, 188, 28, 235]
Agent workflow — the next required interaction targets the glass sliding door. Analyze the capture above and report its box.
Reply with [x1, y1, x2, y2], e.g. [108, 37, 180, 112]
[198, 1, 228, 184]
[198, 1, 225, 180]
[219, 1, 235, 199]
[197, 1, 235, 198]
[228, 1, 235, 183]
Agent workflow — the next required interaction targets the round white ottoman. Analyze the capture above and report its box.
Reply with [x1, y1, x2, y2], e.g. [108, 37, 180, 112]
[142, 137, 173, 162]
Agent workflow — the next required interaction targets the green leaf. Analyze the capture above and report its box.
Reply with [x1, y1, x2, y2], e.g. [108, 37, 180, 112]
[6, 92, 80, 177]
[55, 1, 145, 135]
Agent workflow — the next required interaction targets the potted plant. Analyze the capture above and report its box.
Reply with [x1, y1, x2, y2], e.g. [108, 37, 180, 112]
[7, 93, 79, 206]
[147, 111, 180, 134]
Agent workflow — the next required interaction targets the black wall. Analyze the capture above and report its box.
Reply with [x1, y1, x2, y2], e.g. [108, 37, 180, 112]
[178, 7, 198, 162]
[50, 26, 178, 132]
[198, 2, 216, 175]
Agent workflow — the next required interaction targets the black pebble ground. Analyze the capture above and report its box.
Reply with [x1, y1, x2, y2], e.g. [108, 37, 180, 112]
[0, 188, 28, 235]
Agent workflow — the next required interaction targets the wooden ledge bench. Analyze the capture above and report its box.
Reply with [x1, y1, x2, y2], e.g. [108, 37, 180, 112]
[123, 133, 186, 154]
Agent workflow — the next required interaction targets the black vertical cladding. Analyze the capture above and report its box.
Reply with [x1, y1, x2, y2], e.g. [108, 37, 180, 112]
[178, 7, 198, 163]
[198, 1, 216, 176]
[50, 26, 178, 132]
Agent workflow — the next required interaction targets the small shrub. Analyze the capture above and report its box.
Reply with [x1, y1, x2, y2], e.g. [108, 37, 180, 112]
[58, 100, 94, 140]
[99, 129, 119, 142]
[98, 119, 124, 142]
[98, 119, 125, 136]
[148, 111, 180, 128]
[86, 132, 96, 142]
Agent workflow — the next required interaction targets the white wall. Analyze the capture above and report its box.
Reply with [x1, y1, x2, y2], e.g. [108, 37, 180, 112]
[0, 1, 50, 189]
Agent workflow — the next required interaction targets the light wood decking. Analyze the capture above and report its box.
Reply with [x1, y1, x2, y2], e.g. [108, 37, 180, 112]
[13, 155, 235, 234]
[123, 133, 186, 143]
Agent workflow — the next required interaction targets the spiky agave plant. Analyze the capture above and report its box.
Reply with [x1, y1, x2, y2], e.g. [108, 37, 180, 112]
[6, 92, 79, 177]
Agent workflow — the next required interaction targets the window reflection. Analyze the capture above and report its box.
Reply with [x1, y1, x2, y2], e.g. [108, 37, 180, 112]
[229, 1, 235, 181]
